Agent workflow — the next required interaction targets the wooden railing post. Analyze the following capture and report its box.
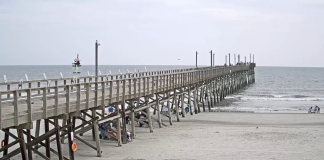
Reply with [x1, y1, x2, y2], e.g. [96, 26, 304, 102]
[122, 80, 126, 101]
[134, 79, 137, 98]
[42, 87, 47, 119]
[101, 82, 106, 116]
[55, 86, 59, 116]
[0, 93, 2, 128]
[116, 80, 120, 102]
[128, 79, 132, 98]
[7, 85, 10, 98]
[94, 81, 98, 107]
[66, 85, 70, 113]
[109, 81, 113, 104]
[156, 76, 159, 92]
[138, 77, 141, 96]
[143, 77, 146, 95]
[151, 77, 154, 94]
[77, 84, 81, 111]
[86, 83, 90, 109]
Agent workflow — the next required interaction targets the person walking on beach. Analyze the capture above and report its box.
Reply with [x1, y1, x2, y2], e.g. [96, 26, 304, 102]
[316, 106, 320, 113]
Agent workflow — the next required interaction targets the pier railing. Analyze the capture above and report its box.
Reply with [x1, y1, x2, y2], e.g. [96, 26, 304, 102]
[0, 65, 252, 129]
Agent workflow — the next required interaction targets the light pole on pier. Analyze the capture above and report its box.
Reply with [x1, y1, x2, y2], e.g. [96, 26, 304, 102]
[213, 53, 215, 66]
[95, 40, 100, 81]
[238, 54, 240, 63]
[253, 54, 254, 63]
[210, 50, 213, 67]
[234, 54, 236, 65]
[196, 51, 198, 68]
[245, 56, 246, 64]
[250, 53, 251, 63]
[228, 53, 231, 66]
[225, 55, 227, 66]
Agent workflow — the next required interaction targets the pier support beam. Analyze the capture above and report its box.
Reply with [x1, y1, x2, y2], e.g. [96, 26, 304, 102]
[156, 94, 162, 128]
[3, 129, 9, 157]
[174, 91, 180, 122]
[35, 120, 40, 150]
[202, 86, 206, 112]
[181, 94, 185, 117]
[146, 97, 154, 133]
[188, 88, 193, 115]
[17, 129, 28, 160]
[131, 101, 136, 139]
[44, 119, 51, 158]
[194, 88, 198, 114]
[67, 117, 74, 160]
[197, 88, 201, 113]
[146, 107, 153, 133]
[54, 119, 63, 160]
[121, 103, 127, 144]
[115, 105, 122, 146]
[167, 92, 172, 125]
[26, 129, 33, 160]
[61, 117, 67, 143]
[207, 85, 211, 112]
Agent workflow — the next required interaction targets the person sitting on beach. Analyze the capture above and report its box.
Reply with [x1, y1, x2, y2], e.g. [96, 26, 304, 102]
[308, 107, 313, 113]
[135, 112, 141, 124]
[139, 113, 148, 127]
[315, 105, 320, 113]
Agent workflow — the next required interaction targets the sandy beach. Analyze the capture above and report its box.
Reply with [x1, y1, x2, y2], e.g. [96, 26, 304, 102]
[7, 111, 323, 160]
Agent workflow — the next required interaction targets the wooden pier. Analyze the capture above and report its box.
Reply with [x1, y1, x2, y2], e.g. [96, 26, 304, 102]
[0, 63, 255, 160]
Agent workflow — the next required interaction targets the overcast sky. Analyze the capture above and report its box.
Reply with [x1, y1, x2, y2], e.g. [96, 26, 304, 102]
[0, 0, 323, 67]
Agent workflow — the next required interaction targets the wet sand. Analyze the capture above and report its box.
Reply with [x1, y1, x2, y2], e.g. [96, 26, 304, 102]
[7, 112, 324, 160]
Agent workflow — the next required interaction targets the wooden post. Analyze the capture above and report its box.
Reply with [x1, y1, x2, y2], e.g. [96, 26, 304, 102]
[197, 87, 201, 113]
[121, 103, 127, 144]
[13, 91, 18, 126]
[54, 119, 63, 160]
[156, 94, 162, 128]
[44, 119, 50, 158]
[67, 117, 74, 160]
[0, 93, 1, 129]
[7, 84, 10, 98]
[146, 98, 153, 132]
[101, 82, 106, 117]
[207, 85, 211, 112]
[34, 120, 41, 150]
[115, 105, 122, 146]
[194, 87, 198, 114]
[43, 88, 47, 119]
[174, 92, 180, 122]
[181, 94, 185, 117]
[199, 87, 203, 102]
[17, 129, 28, 160]
[92, 110, 102, 157]
[2, 129, 9, 157]
[188, 87, 193, 115]
[202, 87, 206, 112]
[26, 129, 33, 160]
[61, 117, 67, 143]
[131, 101, 135, 139]
[209, 84, 214, 108]
[167, 92, 172, 125]
[55, 86, 59, 116]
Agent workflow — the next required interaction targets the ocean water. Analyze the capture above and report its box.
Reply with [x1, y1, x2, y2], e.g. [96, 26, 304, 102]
[226, 66, 324, 113]
[1, 65, 323, 113]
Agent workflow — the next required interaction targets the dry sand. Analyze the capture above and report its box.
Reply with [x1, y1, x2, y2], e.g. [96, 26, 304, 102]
[6, 112, 324, 160]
